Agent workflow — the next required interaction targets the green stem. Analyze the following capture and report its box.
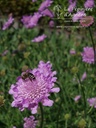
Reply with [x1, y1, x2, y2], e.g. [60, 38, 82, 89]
[65, 120, 68, 128]
[77, 74, 87, 117]
[88, 27, 96, 64]
[39, 103, 44, 128]
[56, 101, 62, 128]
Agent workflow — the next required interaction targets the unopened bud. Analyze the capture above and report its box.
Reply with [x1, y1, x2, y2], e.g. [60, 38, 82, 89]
[0, 96, 5, 106]
[71, 67, 78, 74]
[78, 118, 86, 128]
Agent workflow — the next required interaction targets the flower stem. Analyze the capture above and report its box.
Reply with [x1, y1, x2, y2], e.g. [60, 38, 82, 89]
[77, 74, 87, 117]
[39, 103, 44, 128]
[65, 120, 68, 128]
[56, 101, 62, 128]
[88, 27, 96, 64]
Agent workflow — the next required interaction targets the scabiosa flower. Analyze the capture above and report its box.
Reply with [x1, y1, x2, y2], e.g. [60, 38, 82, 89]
[9, 61, 60, 114]
[21, 15, 32, 28]
[80, 16, 94, 27]
[21, 13, 42, 28]
[70, 49, 76, 55]
[2, 16, 14, 30]
[49, 20, 55, 28]
[84, 0, 94, 8]
[32, 34, 47, 42]
[87, 97, 96, 108]
[81, 72, 87, 82]
[81, 47, 94, 64]
[23, 116, 37, 128]
[41, 9, 54, 18]
[74, 95, 81, 102]
[39, 0, 53, 12]
[68, 0, 77, 12]
[72, 11, 86, 22]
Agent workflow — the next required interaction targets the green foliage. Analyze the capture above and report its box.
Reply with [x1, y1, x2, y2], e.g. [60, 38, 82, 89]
[0, 27, 96, 128]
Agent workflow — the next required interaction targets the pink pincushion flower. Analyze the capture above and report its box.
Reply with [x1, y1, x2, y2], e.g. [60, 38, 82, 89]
[9, 61, 60, 114]
[49, 20, 55, 28]
[81, 47, 94, 64]
[68, 0, 77, 12]
[74, 95, 81, 102]
[84, 0, 94, 8]
[70, 49, 76, 55]
[80, 16, 94, 27]
[81, 72, 87, 82]
[23, 116, 37, 128]
[41, 9, 54, 18]
[72, 11, 86, 22]
[21, 13, 42, 28]
[2, 16, 14, 30]
[87, 97, 96, 108]
[21, 16, 32, 27]
[32, 34, 47, 42]
[39, 0, 53, 12]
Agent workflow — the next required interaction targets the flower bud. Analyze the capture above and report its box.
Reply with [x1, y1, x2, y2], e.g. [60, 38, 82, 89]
[71, 67, 78, 74]
[24, 52, 30, 58]
[18, 43, 26, 51]
[78, 118, 86, 128]
[0, 96, 5, 106]
[0, 70, 5, 76]
[64, 113, 71, 120]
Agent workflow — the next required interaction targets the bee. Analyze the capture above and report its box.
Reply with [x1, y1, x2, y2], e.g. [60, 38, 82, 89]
[21, 70, 35, 81]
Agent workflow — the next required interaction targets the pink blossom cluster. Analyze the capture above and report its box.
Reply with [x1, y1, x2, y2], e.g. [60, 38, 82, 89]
[21, 0, 54, 29]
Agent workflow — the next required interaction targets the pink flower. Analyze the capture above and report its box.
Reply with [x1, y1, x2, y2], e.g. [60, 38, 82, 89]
[9, 61, 60, 114]
[41, 9, 54, 18]
[74, 95, 81, 102]
[80, 16, 94, 27]
[81, 72, 87, 82]
[23, 116, 37, 128]
[70, 49, 76, 55]
[39, 0, 53, 12]
[21, 13, 42, 28]
[84, 0, 94, 8]
[87, 97, 96, 108]
[2, 16, 14, 30]
[32, 34, 47, 42]
[72, 11, 86, 22]
[49, 20, 55, 28]
[68, 0, 77, 12]
[81, 47, 94, 64]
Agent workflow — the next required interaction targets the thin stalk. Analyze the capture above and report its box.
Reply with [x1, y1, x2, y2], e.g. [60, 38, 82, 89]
[88, 27, 96, 64]
[56, 101, 62, 128]
[65, 120, 68, 128]
[77, 74, 87, 117]
[39, 103, 44, 128]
